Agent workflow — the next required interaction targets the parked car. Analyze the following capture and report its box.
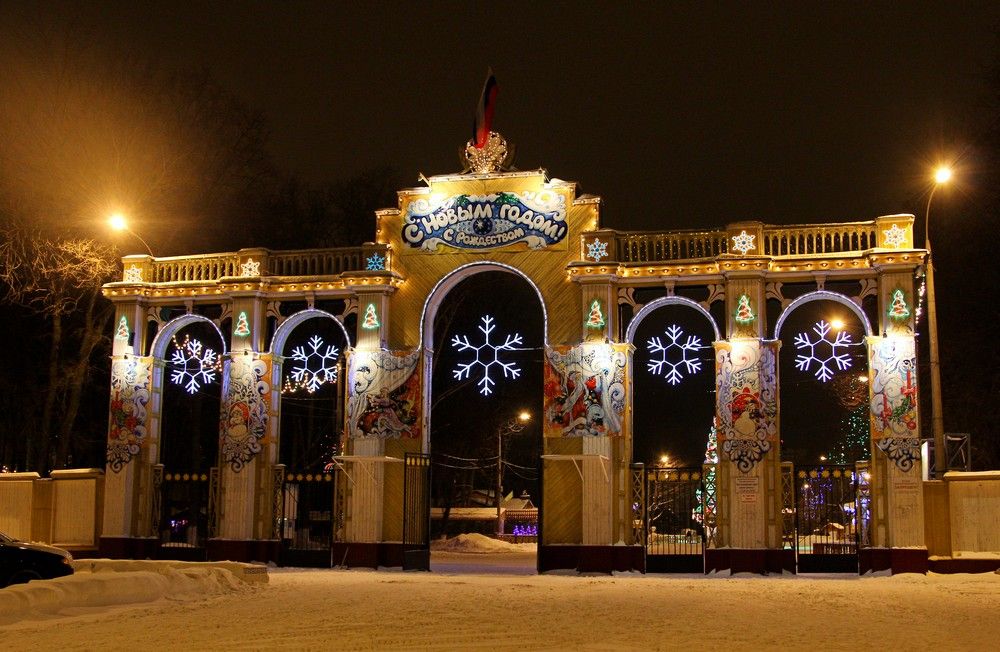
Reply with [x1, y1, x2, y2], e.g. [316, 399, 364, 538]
[0, 531, 74, 587]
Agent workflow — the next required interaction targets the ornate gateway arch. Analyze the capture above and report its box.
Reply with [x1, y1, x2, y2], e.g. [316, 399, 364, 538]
[101, 135, 928, 574]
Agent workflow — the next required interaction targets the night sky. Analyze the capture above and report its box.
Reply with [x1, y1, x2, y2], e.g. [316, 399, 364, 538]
[5, 2, 996, 227]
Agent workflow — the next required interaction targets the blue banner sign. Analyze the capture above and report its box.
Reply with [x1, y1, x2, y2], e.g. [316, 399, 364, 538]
[403, 191, 567, 252]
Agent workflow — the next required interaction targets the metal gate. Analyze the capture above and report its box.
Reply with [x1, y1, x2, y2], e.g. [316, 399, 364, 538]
[793, 464, 859, 573]
[280, 469, 336, 566]
[644, 467, 707, 573]
[156, 467, 215, 560]
[402, 453, 431, 571]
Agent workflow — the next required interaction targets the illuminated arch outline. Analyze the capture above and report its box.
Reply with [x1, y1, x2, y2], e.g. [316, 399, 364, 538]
[773, 290, 873, 340]
[270, 308, 352, 356]
[150, 314, 227, 360]
[625, 295, 721, 344]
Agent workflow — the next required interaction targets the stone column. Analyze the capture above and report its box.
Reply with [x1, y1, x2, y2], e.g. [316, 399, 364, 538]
[101, 300, 157, 557]
[708, 273, 788, 573]
[863, 268, 926, 573]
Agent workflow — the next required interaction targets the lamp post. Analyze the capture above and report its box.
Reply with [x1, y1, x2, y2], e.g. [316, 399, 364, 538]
[496, 411, 531, 536]
[108, 213, 155, 257]
[924, 166, 951, 477]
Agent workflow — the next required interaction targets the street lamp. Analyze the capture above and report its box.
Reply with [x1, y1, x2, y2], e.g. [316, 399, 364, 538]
[108, 213, 155, 257]
[496, 411, 531, 536]
[924, 165, 951, 477]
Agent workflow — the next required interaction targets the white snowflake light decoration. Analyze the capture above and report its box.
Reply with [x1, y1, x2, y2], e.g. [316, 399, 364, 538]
[586, 238, 609, 262]
[366, 253, 386, 271]
[284, 335, 340, 394]
[882, 224, 906, 249]
[647, 324, 703, 385]
[452, 315, 523, 396]
[123, 265, 144, 283]
[170, 336, 221, 394]
[794, 320, 855, 382]
[240, 258, 261, 277]
[731, 230, 756, 255]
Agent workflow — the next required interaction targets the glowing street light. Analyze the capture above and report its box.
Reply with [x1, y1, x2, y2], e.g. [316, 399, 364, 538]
[924, 165, 951, 477]
[830, 318, 845, 331]
[107, 212, 154, 257]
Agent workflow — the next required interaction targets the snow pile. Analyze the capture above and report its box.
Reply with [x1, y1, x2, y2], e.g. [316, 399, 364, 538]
[0, 563, 247, 626]
[430, 533, 536, 554]
[72, 558, 270, 583]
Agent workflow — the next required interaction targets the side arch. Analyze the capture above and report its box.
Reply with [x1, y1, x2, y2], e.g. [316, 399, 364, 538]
[625, 295, 721, 344]
[150, 314, 227, 360]
[269, 307, 353, 355]
[773, 290, 873, 340]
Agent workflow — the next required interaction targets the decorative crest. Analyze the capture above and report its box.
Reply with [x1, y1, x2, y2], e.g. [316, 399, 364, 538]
[464, 131, 513, 174]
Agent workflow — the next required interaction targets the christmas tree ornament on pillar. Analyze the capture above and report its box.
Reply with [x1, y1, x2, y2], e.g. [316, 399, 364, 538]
[362, 303, 380, 330]
[734, 294, 755, 324]
[234, 311, 251, 337]
[586, 299, 606, 329]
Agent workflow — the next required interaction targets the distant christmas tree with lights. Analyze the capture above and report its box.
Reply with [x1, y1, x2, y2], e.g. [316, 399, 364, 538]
[828, 405, 870, 464]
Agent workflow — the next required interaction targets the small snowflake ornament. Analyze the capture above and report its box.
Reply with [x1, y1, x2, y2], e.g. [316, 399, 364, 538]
[731, 230, 756, 255]
[240, 258, 261, 277]
[284, 335, 339, 394]
[882, 224, 906, 249]
[366, 253, 386, 271]
[586, 238, 609, 262]
[170, 335, 221, 394]
[647, 324, 703, 385]
[452, 315, 523, 396]
[123, 265, 144, 283]
[794, 320, 855, 382]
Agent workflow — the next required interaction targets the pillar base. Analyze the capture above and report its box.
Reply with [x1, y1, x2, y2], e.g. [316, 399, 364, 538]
[538, 545, 644, 573]
[206, 539, 281, 564]
[98, 536, 160, 559]
[859, 547, 928, 575]
[328, 542, 405, 568]
[927, 557, 1000, 574]
[704, 548, 795, 575]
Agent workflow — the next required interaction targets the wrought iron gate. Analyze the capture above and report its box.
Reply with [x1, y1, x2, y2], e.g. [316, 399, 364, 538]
[156, 467, 214, 560]
[793, 464, 860, 573]
[280, 469, 336, 566]
[402, 453, 431, 571]
[644, 467, 707, 573]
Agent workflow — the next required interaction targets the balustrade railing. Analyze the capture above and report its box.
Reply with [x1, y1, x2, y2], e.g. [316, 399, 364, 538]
[761, 222, 877, 256]
[135, 246, 378, 283]
[615, 229, 728, 263]
[151, 254, 240, 283]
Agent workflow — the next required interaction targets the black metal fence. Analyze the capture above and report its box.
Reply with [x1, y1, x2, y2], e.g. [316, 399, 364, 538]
[793, 464, 859, 573]
[280, 470, 335, 566]
[156, 468, 213, 560]
[645, 467, 706, 572]
[402, 453, 431, 571]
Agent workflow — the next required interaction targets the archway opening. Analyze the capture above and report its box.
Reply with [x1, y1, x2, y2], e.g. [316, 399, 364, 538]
[275, 313, 349, 562]
[630, 301, 718, 571]
[427, 269, 544, 571]
[157, 318, 225, 557]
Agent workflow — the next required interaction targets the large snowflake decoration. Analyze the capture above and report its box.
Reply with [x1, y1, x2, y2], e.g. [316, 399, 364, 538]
[647, 325, 703, 385]
[794, 320, 855, 382]
[586, 238, 609, 262]
[882, 223, 906, 248]
[240, 258, 261, 277]
[731, 230, 756, 255]
[284, 335, 340, 394]
[170, 335, 221, 394]
[123, 265, 144, 283]
[366, 253, 386, 271]
[452, 315, 523, 396]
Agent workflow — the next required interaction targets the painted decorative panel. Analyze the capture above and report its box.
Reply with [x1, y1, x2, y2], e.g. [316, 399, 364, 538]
[106, 356, 152, 473]
[715, 340, 778, 472]
[346, 349, 421, 440]
[868, 336, 920, 472]
[220, 354, 270, 472]
[543, 343, 627, 437]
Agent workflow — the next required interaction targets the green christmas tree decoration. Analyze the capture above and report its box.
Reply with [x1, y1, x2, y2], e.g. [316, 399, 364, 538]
[585, 299, 605, 329]
[362, 303, 380, 330]
[887, 289, 911, 320]
[114, 316, 130, 341]
[234, 311, 251, 337]
[734, 294, 755, 324]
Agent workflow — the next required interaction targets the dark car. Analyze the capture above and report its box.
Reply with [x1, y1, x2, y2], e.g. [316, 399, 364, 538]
[0, 531, 74, 587]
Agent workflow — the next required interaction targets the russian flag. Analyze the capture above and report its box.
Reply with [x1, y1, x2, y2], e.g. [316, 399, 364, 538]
[472, 69, 499, 149]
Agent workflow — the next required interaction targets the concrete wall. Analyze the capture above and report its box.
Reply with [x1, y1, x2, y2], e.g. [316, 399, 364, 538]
[923, 471, 1000, 557]
[0, 469, 103, 550]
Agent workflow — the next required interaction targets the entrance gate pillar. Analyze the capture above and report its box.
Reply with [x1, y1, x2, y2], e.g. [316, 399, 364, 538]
[708, 271, 789, 574]
[101, 298, 159, 558]
[210, 293, 280, 562]
[862, 266, 927, 573]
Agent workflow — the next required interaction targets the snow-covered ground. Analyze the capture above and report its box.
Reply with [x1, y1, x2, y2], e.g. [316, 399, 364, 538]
[2, 549, 999, 650]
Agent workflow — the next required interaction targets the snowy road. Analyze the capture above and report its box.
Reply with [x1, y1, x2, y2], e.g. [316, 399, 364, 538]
[2, 558, 999, 650]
